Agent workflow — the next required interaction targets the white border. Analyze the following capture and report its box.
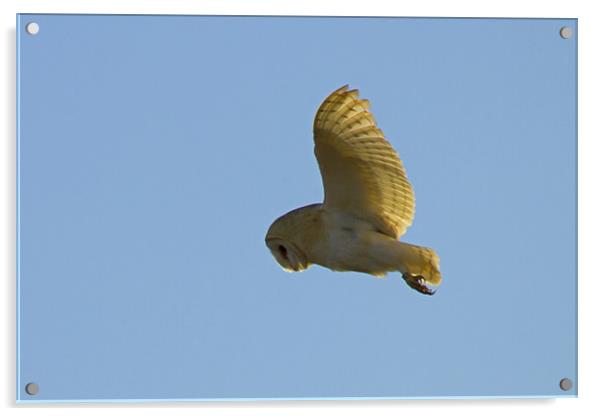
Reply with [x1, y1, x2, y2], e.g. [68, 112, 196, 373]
[3, 1, 601, 415]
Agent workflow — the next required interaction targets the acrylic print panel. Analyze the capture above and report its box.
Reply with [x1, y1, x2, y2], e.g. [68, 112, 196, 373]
[16, 14, 577, 402]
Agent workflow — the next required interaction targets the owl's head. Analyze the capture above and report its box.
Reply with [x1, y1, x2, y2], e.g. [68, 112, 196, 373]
[265, 205, 320, 273]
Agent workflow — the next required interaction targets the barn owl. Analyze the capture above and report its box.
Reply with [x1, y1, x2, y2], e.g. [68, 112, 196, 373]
[265, 85, 441, 295]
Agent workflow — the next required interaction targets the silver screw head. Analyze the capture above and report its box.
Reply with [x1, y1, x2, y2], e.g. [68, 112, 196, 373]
[559, 26, 572, 39]
[25, 382, 39, 395]
[559, 378, 573, 391]
[25, 22, 40, 35]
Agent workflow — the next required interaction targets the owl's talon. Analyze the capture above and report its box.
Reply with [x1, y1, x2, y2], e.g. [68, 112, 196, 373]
[402, 273, 436, 296]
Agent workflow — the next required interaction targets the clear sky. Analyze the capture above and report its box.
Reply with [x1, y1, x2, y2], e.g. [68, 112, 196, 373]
[17, 14, 576, 401]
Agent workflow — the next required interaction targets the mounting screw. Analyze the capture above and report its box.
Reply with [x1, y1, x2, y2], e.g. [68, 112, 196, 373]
[559, 378, 573, 391]
[559, 26, 572, 39]
[25, 22, 40, 35]
[25, 382, 39, 396]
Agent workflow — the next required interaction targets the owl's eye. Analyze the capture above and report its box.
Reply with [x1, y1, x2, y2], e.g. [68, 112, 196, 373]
[278, 245, 288, 258]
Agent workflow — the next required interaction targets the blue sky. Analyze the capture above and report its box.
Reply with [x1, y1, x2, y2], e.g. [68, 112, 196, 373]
[18, 15, 576, 401]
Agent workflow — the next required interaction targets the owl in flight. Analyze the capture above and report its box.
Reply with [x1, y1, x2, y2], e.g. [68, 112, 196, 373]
[265, 85, 441, 295]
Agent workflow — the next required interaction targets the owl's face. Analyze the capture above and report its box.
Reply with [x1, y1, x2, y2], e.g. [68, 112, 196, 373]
[265, 204, 321, 273]
[265, 237, 308, 272]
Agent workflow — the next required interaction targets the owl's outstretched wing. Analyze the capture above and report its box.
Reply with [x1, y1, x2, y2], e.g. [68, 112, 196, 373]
[313, 85, 415, 239]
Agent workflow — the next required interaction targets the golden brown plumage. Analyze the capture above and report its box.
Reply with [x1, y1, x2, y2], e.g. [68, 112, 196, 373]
[265, 86, 441, 294]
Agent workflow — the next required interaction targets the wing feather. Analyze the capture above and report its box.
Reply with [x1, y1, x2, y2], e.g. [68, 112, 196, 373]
[313, 85, 415, 238]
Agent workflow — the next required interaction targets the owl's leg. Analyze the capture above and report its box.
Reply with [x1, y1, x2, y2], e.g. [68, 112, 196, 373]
[361, 232, 440, 295]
